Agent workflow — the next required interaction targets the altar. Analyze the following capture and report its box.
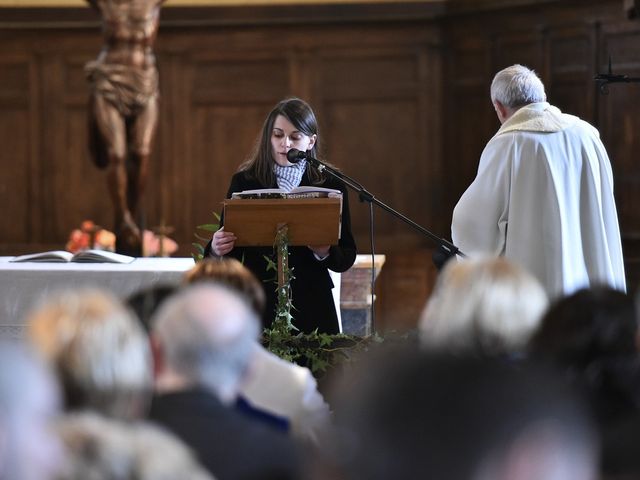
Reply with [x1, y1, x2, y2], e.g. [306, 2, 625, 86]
[0, 257, 195, 337]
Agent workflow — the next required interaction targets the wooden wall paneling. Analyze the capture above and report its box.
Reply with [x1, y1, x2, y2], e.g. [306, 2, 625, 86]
[546, 25, 596, 122]
[492, 30, 545, 78]
[310, 31, 441, 330]
[184, 48, 293, 250]
[442, 32, 495, 220]
[597, 21, 640, 291]
[153, 48, 188, 248]
[314, 44, 434, 247]
[55, 49, 115, 239]
[0, 52, 34, 245]
[374, 248, 436, 332]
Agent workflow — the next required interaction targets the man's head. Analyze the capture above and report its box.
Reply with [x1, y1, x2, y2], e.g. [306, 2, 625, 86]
[151, 283, 260, 404]
[490, 64, 546, 123]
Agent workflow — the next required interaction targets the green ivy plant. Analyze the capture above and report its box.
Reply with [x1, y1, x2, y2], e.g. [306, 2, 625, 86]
[260, 225, 380, 376]
[193, 214, 380, 377]
[192, 213, 220, 261]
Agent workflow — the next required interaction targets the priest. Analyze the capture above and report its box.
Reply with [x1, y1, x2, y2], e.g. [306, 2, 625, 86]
[451, 64, 626, 299]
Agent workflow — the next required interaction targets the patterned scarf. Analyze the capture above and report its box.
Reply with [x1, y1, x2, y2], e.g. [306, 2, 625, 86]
[274, 159, 307, 191]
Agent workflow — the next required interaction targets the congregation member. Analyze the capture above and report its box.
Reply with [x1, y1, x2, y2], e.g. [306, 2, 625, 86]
[184, 258, 332, 445]
[451, 64, 625, 299]
[529, 287, 640, 477]
[0, 342, 63, 480]
[148, 283, 302, 480]
[26, 288, 153, 420]
[206, 97, 356, 334]
[419, 256, 547, 357]
[56, 411, 213, 480]
[313, 349, 598, 480]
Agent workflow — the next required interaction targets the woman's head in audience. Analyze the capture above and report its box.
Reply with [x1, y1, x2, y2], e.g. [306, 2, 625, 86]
[528, 286, 640, 426]
[27, 288, 153, 420]
[529, 286, 637, 367]
[184, 258, 266, 316]
[419, 256, 548, 356]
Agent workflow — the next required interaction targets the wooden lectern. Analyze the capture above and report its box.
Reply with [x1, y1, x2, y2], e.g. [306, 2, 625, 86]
[223, 197, 343, 288]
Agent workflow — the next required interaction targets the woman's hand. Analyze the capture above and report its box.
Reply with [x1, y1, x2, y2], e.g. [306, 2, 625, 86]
[308, 245, 330, 259]
[212, 227, 237, 256]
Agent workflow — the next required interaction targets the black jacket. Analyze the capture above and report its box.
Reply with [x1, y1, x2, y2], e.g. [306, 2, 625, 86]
[205, 169, 356, 334]
[149, 388, 302, 480]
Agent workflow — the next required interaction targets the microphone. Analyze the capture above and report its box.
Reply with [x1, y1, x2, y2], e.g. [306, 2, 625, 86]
[286, 148, 307, 164]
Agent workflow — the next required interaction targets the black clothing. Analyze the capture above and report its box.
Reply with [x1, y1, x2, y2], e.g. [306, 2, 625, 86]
[205, 169, 356, 334]
[149, 388, 301, 480]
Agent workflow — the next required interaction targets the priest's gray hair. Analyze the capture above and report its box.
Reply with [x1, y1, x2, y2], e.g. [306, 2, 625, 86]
[490, 64, 546, 108]
[152, 283, 260, 403]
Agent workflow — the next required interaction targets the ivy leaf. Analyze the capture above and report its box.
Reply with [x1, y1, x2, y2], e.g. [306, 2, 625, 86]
[317, 333, 334, 348]
[310, 356, 329, 374]
[197, 223, 219, 232]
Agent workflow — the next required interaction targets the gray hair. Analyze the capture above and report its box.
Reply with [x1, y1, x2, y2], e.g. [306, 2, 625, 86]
[152, 283, 260, 402]
[27, 288, 153, 420]
[490, 64, 546, 108]
[419, 256, 548, 356]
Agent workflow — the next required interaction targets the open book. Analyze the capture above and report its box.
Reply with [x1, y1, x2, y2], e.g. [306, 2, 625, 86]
[231, 186, 342, 200]
[10, 249, 135, 264]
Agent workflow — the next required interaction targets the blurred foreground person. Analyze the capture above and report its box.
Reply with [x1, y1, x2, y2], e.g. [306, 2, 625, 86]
[0, 342, 63, 480]
[185, 258, 331, 444]
[56, 411, 213, 480]
[316, 348, 598, 480]
[529, 287, 640, 477]
[420, 256, 547, 357]
[149, 284, 302, 480]
[26, 288, 153, 420]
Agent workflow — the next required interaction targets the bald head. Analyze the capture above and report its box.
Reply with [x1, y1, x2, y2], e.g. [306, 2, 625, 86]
[151, 284, 260, 403]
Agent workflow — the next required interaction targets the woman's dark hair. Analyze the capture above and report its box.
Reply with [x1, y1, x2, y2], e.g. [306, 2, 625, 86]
[240, 97, 328, 186]
[529, 286, 637, 366]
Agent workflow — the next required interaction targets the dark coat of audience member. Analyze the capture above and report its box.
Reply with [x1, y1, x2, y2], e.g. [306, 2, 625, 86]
[150, 387, 298, 480]
[528, 286, 640, 477]
[313, 345, 597, 480]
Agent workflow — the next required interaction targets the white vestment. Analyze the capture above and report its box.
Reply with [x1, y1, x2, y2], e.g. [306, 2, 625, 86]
[452, 102, 626, 299]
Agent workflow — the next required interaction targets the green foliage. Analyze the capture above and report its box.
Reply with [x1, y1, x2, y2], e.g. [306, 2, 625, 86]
[261, 225, 381, 376]
[192, 214, 220, 261]
[192, 213, 382, 377]
[262, 327, 381, 377]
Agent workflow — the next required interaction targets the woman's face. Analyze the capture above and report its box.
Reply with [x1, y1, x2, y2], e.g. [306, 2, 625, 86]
[270, 114, 316, 167]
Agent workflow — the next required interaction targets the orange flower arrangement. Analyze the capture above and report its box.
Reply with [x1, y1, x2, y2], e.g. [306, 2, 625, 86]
[66, 220, 178, 257]
[66, 220, 116, 253]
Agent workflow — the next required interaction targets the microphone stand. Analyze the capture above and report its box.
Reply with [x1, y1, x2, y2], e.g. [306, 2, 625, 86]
[305, 156, 465, 258]
[297, 152, 463, 335]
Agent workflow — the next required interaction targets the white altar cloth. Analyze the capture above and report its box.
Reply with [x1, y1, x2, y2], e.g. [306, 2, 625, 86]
[0, 257, 195, 337]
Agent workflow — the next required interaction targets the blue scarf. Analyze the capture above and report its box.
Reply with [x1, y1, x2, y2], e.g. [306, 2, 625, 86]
[274, 160, 307, 191]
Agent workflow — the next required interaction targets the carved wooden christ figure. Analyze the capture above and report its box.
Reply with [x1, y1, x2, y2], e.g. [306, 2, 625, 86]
[85, 0, 165, 255]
